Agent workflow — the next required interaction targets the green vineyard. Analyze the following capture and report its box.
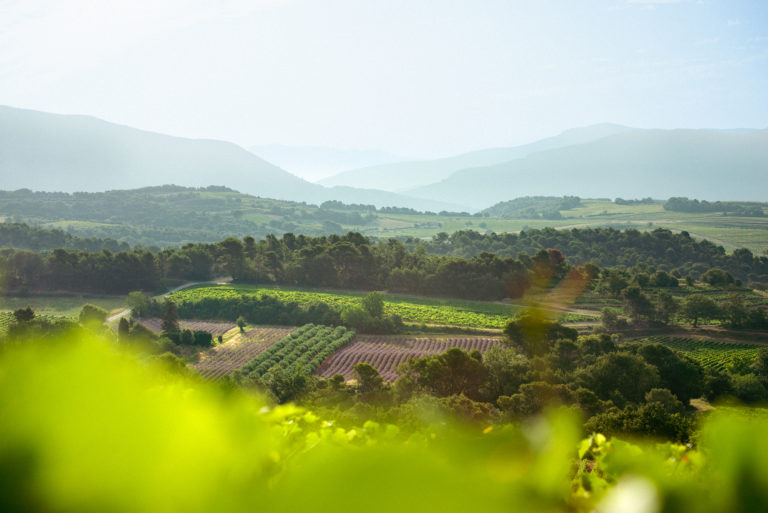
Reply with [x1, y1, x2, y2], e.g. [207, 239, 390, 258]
[642, 336, 761, 371]
[0, 312, 14, 336]
[170, 285, 592, 329]
[241, 324, 355, 378]
[171, 285, 518, 328]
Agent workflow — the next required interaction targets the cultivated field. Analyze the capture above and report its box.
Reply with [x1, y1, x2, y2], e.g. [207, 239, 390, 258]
[171, 285, 532, 328]
[192, 326, 296, 380]
[137, 318, 236, 336]
[640, 336, 761, 372]
[316, 334, 501, 381]
[372, 200, 768, 253]
[241, 324, 355, 378]
[0, 312, 14, 336]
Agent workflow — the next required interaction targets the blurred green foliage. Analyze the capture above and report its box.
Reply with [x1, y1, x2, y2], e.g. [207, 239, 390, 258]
[2, 334, 768, 513]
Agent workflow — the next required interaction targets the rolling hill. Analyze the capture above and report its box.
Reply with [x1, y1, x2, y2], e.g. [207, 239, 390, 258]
[318, 123, 633, 191]
[407, 128, 768, 210]
[0, 105, 462, 211]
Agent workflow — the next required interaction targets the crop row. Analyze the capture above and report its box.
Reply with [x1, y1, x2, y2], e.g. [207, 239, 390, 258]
[192, 326, 296, 380]
[241, 323, 355, 378]
[0, 312, 14, 336]
[643, 336, 761, 372]
[138, 318, 236, 336]
[316, 335, 501, 381]
[171, 285, 521, 328]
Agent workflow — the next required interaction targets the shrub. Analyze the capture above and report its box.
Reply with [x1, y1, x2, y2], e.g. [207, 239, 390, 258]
[732, 374, 768, 404]
[79, 304, 108, 326]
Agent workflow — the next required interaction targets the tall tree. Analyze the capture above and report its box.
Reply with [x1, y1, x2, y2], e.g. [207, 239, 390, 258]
[353, 362, 384, 394]
[117, 317, 131, 342]
[162, 299, 180, 332]
[681, 295, 721, 328]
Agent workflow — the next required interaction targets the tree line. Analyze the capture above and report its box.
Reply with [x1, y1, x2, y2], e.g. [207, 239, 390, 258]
[3, 225, 768, 298]
[416, 227, 768, 286]
[0, 223, 130, 252]
[664, 197, 765, 217]
[1, 230, 571, 300]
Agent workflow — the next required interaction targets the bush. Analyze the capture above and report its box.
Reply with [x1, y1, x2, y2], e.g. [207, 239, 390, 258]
[585, 402, 694, 442]
[361, 292, 385, 318]
[650, 270, 678, 287]
[193, 331, 213, 347]
[354, 362, 384, 394]
[79, 304, 108, 326]
[341, 306, 402, 334]
[146, 352, 188, 376]
[162, 329, 213, 347]
[732, 374, 768, 404]
[702, 268, 735, 287]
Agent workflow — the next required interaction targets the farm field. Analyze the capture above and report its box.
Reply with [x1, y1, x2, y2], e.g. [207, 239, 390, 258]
[638, 336, 761, 372]
[0, 295, 126, 318]
[241, 324, 355, 378]
[171, 284, 561, 329]
[192, 326, 296, 380]
[316, 334, 501, 381]
[5, 189, 767, 253]
[137, 318, 236, 336]
[370, 200, 768, 253]
[0, 312, 14, 336]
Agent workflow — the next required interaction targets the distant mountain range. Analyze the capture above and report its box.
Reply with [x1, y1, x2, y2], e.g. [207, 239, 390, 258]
[2, 105, 765, 213]
[320, 124, 768, 209]
[407, 128, 768, 209]
[0, 105, 461, 212]
[248, 144, 406, 182]
[318, 123, 634, 191]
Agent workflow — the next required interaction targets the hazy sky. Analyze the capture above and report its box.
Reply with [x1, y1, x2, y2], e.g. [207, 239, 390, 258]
[1, 0, 766, 157]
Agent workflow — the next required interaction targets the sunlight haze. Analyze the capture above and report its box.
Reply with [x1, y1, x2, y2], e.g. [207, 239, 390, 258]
[1, 0, 766, 159]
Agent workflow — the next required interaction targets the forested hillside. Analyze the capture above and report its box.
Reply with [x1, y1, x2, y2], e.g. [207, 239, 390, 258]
[480, 196, 583, 219]
[3, 187, 767, 252]
[0, 223, 130, 252]
[0, 186, 472, 247]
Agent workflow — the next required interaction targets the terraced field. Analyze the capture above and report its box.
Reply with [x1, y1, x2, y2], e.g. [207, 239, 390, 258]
[192, 326, 296, 380]
[640, 336, 761, 372]
[137, 318, 236, 336]
[316, 334, 501, 381]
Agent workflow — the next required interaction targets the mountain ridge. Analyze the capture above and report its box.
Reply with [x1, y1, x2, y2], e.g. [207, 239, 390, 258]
[0, 105, 464, 212]
[318, 123, 634, 191]
[406, 128, 768, 209]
